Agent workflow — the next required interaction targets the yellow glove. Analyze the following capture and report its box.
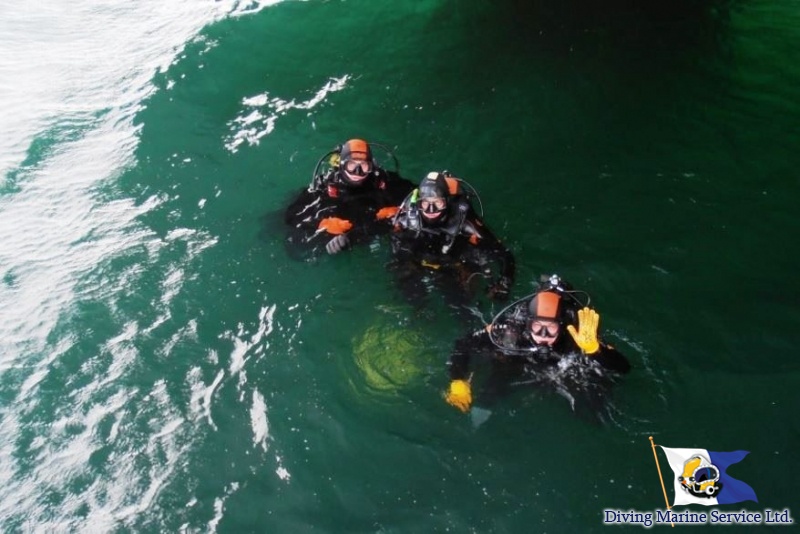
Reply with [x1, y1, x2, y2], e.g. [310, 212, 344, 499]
[566, 307, 601, 355]
[445, 379, 472, 413]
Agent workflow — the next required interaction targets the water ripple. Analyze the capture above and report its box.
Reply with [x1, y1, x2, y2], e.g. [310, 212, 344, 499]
[0, 1, 291, 531]
[224, 75, 351, 152]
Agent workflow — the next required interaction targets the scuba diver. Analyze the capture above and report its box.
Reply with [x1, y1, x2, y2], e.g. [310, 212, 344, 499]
[389, 171, 515, 307]
[284, 139, 414, 257]
[444, 274, 630, 414]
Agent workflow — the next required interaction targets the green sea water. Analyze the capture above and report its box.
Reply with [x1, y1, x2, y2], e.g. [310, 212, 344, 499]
[1, 0, 798, 531]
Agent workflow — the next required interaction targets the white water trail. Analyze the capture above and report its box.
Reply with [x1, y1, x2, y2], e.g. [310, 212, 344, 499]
[0, 1, 292, 531]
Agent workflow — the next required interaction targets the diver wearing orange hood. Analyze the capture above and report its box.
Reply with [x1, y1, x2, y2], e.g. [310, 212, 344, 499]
[445, 274, 630, 413]
[284, 139, 414, 257]
[389, 171, 515, 303]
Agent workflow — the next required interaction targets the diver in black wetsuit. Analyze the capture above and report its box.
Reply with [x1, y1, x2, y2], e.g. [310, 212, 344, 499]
[444, 274, 630, 413]
[284, 139, 414, 257]
[389, 171, 515, 307]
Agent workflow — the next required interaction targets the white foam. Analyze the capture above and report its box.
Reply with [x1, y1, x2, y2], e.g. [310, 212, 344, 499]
[250, 389, 270, 451]
[227, 304, 276, 381]
[225, 75, 350, 152]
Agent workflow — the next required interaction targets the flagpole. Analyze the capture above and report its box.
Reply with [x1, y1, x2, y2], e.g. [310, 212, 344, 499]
[649, 436, 675, 528]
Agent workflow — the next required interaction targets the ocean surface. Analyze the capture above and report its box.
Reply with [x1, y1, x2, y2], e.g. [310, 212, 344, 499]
[1, 0, 798, 531]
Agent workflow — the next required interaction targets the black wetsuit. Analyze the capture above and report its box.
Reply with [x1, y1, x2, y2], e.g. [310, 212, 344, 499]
[284, 168, 414, 256]
[389, 196, 515, 302]
[448, 321, 631, 381]
[448, 298, 630, 415]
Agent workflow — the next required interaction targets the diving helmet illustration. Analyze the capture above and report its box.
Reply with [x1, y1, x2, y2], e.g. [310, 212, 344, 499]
[678, 455, 722, 498]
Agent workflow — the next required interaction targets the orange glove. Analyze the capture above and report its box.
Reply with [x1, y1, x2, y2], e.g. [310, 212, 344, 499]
[375, 206, 400, 220]
[318, 217, 353, 235]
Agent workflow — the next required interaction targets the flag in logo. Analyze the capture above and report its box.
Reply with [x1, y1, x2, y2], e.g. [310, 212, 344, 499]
[659, 447, 758, 506]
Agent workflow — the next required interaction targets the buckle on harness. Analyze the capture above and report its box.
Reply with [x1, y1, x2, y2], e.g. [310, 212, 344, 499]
[421, 259, 441, 270]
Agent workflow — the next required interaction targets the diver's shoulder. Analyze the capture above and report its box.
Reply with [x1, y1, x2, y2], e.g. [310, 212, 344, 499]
[385, 170, 414, 184]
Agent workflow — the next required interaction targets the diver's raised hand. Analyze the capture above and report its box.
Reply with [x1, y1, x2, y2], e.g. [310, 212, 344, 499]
[566, 307, 601, 355]
[445, 379, 472, 413]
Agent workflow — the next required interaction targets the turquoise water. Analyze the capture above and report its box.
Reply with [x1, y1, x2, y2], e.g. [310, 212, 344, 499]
[1, 0, 798, 531]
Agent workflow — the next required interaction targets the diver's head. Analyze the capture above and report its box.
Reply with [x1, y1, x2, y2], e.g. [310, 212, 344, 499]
[418, 172, 450, 224]
[528, 290, 563, 346]
[339, 139, 374, 186]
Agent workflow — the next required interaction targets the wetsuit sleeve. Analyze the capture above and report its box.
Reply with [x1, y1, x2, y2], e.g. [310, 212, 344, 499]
[389, 228, 410, 259]
[284, 187, 319, 227]
[281, 189, 325, 259]
[388, 209, 423, 261]
[448, 329, 493, 380]
[592, 343, 631, 374]
[469, 215, 516, 284]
